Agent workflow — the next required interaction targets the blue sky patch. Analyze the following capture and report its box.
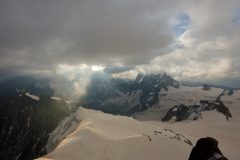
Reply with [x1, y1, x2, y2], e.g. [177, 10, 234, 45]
[233, 9, 240, 25]
[171, 14, 191, 37]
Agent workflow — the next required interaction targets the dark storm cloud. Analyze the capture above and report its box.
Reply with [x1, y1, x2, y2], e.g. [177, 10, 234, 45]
[0, 0, 179, 72]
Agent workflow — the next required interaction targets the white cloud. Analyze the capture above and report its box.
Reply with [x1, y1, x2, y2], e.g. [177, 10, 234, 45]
[53, 64, 105, 97]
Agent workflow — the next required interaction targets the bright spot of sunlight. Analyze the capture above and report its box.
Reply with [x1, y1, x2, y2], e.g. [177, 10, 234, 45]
[91, 65, 104, 71]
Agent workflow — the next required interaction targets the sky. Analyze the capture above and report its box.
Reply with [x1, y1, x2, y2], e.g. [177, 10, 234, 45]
[0, 0, 240, 89]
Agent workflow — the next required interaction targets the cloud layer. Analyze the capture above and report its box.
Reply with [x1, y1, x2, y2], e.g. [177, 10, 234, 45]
[114, 0, 240, 87]
[0, 0, 180, 71]
[0, 0, 240, 87]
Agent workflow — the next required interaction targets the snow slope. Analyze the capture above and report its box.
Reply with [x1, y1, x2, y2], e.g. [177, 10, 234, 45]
[150, 111, 240, 160]
[37, 107, 193, 160]
[147, 90, 240, 160]
[36, 87, 240, 160]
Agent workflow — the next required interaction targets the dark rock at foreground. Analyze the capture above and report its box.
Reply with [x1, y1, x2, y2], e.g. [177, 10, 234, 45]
[188, 137, 228, 160]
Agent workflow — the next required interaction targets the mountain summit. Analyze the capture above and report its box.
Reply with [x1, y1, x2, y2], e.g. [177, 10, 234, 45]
[80, 73, 179, 115]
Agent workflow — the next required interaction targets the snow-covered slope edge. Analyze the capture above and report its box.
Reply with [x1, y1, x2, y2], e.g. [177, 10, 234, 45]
[37, 107, 193, 160]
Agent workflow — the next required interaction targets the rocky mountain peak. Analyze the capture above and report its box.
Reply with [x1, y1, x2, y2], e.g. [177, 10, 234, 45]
[80, 73, 179, 115]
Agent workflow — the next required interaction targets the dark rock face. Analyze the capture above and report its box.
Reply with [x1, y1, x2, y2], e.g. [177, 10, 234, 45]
[162, 88, 232, 122]
[162, 100, 232, 122]
[80, 73, 179, 115]
[0, 93, 72, 160]
[162, 104, 191, 121]
[135, 73, 179, 111]
[188, 137, 228, 160]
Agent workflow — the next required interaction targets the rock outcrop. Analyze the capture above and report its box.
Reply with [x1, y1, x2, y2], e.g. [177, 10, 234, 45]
[162, 90, 232, 122]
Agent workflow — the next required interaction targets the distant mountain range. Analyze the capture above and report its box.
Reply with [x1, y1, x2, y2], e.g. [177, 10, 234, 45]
[80, 73, 235, 121]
